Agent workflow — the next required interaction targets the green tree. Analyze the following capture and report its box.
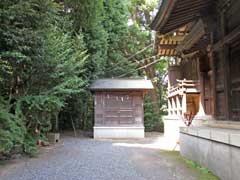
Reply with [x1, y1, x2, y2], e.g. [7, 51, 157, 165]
[0, 0, 168, 156]
[65, 0, 108, 79]
[0, 0, 62, 154]
[0, 0, 89, 154]
[103, 0, 138, 77]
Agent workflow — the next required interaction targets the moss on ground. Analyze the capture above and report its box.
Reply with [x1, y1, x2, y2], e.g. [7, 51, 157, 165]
[0, 161, 6, 172]
[159, 151, 220, 180]
[184, 158, 220, 180]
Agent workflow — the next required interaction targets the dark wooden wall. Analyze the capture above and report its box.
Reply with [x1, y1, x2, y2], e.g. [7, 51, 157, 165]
[168, 59, 199, 88]
[213, 0, 240, 120]
[215, 53, 226, 118]
[199, 56, 214, 115]
[168, 65, 182, 87]
[181, 59, 199, 81]
[229, 42, 240, 120]
[94, 91, 144, 127]
[226, 0, 240, 33]
[165, 0, 240, 121]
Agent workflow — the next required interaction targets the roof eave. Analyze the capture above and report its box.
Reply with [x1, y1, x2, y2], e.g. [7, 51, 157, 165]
[150, 0, 177, 32]
[89, 88, 154, 91]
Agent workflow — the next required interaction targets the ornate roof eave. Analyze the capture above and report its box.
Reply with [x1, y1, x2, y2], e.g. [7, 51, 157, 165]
[176, 19, 206, 52]
[150, 0, 178, 31]
[150, 0, 213, 34]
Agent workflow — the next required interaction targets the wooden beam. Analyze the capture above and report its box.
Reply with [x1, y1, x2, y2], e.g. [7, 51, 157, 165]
[177, 19, 206, 51]
[183, 37, 209, 55]
[158, 44, 177, 49]
[158, 34, 185, 42]
[213, 24, 240, 51]
[181, 51, 199, 59]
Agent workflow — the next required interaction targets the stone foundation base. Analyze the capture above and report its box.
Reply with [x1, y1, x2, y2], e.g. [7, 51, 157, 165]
[163, 115, 209, 143]
[180, 127, 240, 180]
[163, 116, 185, 143]
[93, 126, 144, 139]
[47, 133, 60, 143]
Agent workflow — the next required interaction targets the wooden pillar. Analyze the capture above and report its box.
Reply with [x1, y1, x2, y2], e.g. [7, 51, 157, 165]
[208, 32, 217, 117]
[197, 58, 206, 116]
[220, 11, 231, 120]
[223, 46, 231, 119]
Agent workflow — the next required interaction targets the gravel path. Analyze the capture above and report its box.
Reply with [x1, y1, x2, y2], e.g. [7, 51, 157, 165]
[0, 134, 202, 180]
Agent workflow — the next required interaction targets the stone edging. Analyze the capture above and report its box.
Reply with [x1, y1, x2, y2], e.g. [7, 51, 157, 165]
[180, 126, 240, 148]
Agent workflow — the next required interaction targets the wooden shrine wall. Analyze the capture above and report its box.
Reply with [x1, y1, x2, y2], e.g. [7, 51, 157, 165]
[168, 60, 199, 88]
[214, 53, 225, 118]
[226, 0, 240, 119]
[94, 91, 144, 127]
[200, 58, 213, 115]
[229, 42, 240, 120]
[168, 65, 182, 87]
[226, 0, 240, 32]
[213, 0, 240, 120]
[181, 60, 198, 81]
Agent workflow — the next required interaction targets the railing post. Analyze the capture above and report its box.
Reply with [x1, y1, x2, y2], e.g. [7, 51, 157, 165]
[171, 97, 177, 115]
[182, 93, 187, 114]
[176, 95, 181, 115]
[168, 98, 172, 115]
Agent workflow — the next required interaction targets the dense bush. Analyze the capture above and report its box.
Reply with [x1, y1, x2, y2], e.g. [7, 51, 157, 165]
[0, 97, 25, 154]
[144, 96, 164, 132]
[0, 0, 88, 155]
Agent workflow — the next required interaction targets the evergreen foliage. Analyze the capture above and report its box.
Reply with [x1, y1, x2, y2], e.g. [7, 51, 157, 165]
[0, 97, 25, 153]
[0, 0, 168, 155]
[144, 96, 163, 132]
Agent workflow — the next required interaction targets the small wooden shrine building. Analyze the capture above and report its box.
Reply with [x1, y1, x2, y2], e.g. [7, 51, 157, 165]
[90, 78, 153, 139]
[150, 0, 240, 179]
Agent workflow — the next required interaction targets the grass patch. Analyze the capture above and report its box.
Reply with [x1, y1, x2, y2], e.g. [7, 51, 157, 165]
[184, 159, 220, 180]
[0, 160, 7, 171]
[160, 151, 183, 162]
[159, 151, 220, 180]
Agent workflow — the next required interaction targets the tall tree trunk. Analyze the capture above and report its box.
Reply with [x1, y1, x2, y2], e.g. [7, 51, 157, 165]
[144, 65, 160, 115]
[55, 113, 59, 132]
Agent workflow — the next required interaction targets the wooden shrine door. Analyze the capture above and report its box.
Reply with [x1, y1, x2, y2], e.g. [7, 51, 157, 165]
[104, 93, 135, 125]
[203, 71, 214, 115]
[199, 56, 214, 115]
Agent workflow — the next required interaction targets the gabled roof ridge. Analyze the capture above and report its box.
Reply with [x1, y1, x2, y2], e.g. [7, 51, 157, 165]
[89, 78, 154, 91]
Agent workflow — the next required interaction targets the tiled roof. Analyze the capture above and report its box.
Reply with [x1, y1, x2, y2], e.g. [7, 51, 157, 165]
[89, 78, 154, 91]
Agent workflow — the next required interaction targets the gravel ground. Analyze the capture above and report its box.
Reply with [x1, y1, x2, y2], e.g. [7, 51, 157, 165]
[0, 133, 202, 180]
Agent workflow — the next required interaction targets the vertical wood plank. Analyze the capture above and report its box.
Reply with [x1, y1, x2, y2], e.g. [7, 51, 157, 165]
[220, 11, 231, 120]
[208, 32, 217, 117]
[198, 57, 206, 115]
